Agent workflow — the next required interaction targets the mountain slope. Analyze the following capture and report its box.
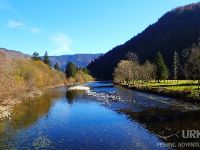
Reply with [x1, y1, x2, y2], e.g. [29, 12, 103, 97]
[49, 54, 102, 69]
[88, 2, 200, 80]
[0, 48, 29, 60]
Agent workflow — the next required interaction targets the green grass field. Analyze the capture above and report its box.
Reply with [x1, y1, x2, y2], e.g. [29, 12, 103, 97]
[146, 80, 197, 88]
[145, 80, 199, 97]
[125, 80, 200, 100]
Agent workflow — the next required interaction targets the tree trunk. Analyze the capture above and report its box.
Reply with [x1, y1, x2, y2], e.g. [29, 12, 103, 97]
[198, 80, 200, 97]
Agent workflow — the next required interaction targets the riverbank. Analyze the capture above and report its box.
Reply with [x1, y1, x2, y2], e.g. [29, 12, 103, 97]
[0, 84, 66, 120]
[117, 81, 200, 103]
[0, 79, 93, 120]
[0, 56, 94, 120]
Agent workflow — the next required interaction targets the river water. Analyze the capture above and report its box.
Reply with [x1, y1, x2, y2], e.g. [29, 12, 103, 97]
[0, 81, 200, 150]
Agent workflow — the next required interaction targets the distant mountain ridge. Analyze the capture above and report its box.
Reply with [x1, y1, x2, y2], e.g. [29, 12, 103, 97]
[0, 48, 101, 69]
[88, 2, 200, 80]
[0, 48, 29, 60]
[49, 54, 102, 69]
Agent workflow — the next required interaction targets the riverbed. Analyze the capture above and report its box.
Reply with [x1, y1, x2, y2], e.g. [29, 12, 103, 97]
[0, 81, 200, 149]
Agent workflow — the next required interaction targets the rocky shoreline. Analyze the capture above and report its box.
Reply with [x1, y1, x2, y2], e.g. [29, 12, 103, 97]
[0, 84, 65, 120]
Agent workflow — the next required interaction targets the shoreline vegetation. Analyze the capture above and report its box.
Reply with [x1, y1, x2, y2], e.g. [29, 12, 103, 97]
[0, 51, 94, 120]
[113, 43, 200, 103]
[116, 80, 200, 103]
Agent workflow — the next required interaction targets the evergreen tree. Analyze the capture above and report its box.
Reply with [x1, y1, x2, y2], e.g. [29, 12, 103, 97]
[54, 63, 60, 70]
[82, 68, 89, 74]
[155, 52, 168, 83]
[43, 51, 51, 66]
[32, 52, 40, 61]
[65, 62, 78, 77]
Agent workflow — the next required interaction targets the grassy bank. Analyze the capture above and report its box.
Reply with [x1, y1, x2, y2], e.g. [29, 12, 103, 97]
[118, 80, 200, 103]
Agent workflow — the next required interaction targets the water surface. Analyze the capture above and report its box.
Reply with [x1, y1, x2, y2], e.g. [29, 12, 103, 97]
[0, 81, 200, 149]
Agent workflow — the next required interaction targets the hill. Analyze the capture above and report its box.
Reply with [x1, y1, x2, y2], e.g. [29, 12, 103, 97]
[87, 2, 200, 80]
[49, 54, 102, 69]
[0, 49, 95, 109]
[0, 48, 29, 60]
[0, 49, 67, 119]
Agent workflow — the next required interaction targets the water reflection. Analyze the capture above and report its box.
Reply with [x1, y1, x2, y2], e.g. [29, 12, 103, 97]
[66, 90, 86, 104]
[0, 82, 200, 149]
[117, 107, 200, 149]
[11, 90, 63, 129]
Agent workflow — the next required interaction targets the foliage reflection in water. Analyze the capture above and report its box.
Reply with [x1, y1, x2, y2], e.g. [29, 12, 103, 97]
[0, 82, 199, 149]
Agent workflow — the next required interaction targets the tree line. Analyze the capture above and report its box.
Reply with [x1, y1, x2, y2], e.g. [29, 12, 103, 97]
[31, 51, 90, 78]
[113, 42, 200, 93]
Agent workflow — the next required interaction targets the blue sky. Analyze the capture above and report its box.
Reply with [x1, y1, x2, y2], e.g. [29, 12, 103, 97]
[0, 0, 199, 56]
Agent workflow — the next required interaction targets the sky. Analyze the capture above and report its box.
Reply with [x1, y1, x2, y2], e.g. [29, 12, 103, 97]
[0, 0, 199, 56]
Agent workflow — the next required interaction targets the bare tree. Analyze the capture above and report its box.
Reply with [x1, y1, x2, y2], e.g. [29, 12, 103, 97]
[143, 60, 156, 82]
[185, 43, 200, 96]
[173, 51, 180, 85]
[126, 52, 139, 62]
[113, 60, 134, 85]
[113, 59, 156, 86]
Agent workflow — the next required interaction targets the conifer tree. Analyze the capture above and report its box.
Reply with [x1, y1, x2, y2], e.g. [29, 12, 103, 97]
[43, 51, 51, 66]
[54, 63, 60, 70]
[32, 52, 40, 61]
[65, 62, 78, 77]
[155, 52, 168, 83]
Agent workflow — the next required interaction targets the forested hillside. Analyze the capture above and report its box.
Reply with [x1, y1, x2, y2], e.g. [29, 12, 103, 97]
[48, 54, 102, 69]
[88, 2, 200, 80]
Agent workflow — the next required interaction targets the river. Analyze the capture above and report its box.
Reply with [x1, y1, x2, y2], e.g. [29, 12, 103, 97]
[0, 81, 200, 150]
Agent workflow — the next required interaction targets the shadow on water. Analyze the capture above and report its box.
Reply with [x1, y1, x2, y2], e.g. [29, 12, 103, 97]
[117, 107, 200, 149]
[0, 82, 200, 149]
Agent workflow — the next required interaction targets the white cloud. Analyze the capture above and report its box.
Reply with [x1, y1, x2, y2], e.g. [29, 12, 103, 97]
[7, 19, 40, 34]
[7, 19, 24, 28]
[49, 32, 72, 55]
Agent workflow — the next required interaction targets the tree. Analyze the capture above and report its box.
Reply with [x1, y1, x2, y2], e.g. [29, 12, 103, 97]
[81, 68, 89, 74]
[184, 43, 200, 96]
[32, 52, 40, 61]
[113, 60, 134, 85]
[126, 51, 139, 62]
[143, 60, 156, 82]
[43, 51, 51, 66]
[54, 63, 60, 70]
[65, 62, 78, 77]
[155, 52, 168, 83]
[173, 51, 180, 85]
